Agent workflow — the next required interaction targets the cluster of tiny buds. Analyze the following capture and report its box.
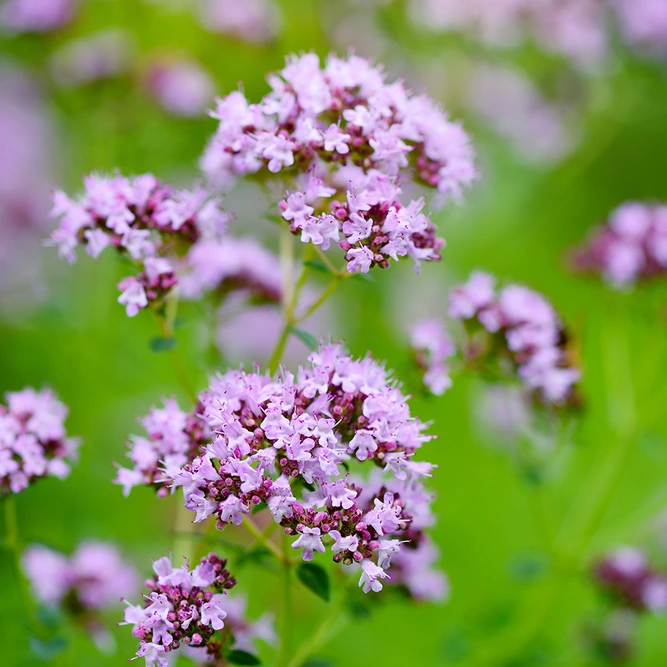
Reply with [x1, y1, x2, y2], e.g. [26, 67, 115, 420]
[593, 547, 667, 613]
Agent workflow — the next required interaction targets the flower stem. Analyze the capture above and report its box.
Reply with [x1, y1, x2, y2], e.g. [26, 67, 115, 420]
[277, 531, 293, 667]
[478, 310, 636, 663]
[3, 496, 33, 623]
[241, 516, 286, 564]
[154, 292, 198, 404]
[286, 592, 346, 667]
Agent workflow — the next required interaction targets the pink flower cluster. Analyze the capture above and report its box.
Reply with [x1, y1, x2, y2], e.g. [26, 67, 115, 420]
[120, 343, 440, 597]
[22, 541, 138, 611]
[448, 272, 580, 405]
[0, 0, 75, 34]
[612, 0, 667, 56]
[122, 553, 272, 667]
[407, 0, 608, 68]
[145, 60, 215, 118]
[201, 52, 475, 272]
[593, 547, 667, 613]
[571, 202, 667, 288]
[198, 0, 280, 43]
[49, 173, 231, 316]
[0, 387, 79, 494]
[279, 171, 444, 274]
[115, 398, 209, 497]
[409, 319, 456, 396]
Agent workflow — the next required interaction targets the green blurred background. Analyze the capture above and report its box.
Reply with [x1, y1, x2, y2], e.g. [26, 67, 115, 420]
[2, 1, 667, 665]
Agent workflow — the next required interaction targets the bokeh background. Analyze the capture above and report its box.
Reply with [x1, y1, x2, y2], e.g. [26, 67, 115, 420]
[2, 0, 667, 665]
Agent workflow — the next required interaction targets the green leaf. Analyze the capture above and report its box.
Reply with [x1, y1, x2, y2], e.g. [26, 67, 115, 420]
[346, 598, 372, 620]
[290, 327, 319, 351]
[508, 554, 548, 582]
[350, 271, 375, 283]
[303, 659, 337, 667]
[297, 562, 331, 601]
[236, 547, 272, 569]
[29, 637, 68, 660]
[149, 336, 177, 353]
[303, 260, 333, 275]
[227, 649, 261, 665]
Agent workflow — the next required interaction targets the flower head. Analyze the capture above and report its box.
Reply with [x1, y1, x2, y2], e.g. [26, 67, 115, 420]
[0, 387, 79, 494]
[48, 173, 231, 316]
[22, 540, 138, 635]
[127, 343, 438, 595]
[201, 52, 475, 273]
[571, 202, 667, 288]
[122, 553, 270, 665]
[593, 547, 667, 613]
[448, 272, 580, 406]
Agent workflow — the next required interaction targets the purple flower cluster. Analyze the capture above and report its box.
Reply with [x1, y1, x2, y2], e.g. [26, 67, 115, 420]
[571, 202, 667, 288]
[0, 0, 75, 34]
[279, 171, 445, 274]
[448, 272, 580, 405]
[201, 52, 475, 272]
[145, 60, 215, 118]
[407, 0, 608, 68]
[49, 173, 231, 316]
[22, 541, 137, 612]
[122, 553, 271, 667]
[409, 318, 456, 396]
[198, 0, 280, 43]
[120, 343, 439, 596]
[593, 547, 667, 613]
[612, 0, 667, 56]
[115, 398, 209, 497]
[0, 387, 79, 494]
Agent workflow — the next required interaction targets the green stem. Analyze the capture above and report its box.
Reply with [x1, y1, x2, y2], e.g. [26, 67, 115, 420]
[241, 516, 286, 564]
[267, 257, 310, 374]
[3, 496, 33, 623]
[277, 532, 293, 667]
[477, 310, 636, 663]
[154, 292, 197, 404]
[295, 276, 344, 325]
[286, 592, 346, 667]
[172, 501, 196, 564]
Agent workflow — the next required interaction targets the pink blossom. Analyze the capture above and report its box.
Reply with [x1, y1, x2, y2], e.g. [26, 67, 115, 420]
[1, 387, 79, 494]
[146, 60, 215, 117]
[0, 0, 74, 34]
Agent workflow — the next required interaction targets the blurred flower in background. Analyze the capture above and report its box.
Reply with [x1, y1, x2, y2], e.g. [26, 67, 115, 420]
[23, 541, 138, 651]
[612, 0, 667, 57]
[0, 0, 76, 35]
[467, 63, 577, 165]
[198, 0, 280, 43]
[144, 58, 215, 117]
[49, 29, 133, 88]
[0, 63, 58, 304]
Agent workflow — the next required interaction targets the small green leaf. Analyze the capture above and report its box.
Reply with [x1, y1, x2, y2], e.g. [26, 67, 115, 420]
[297, 562, 330, 602]
[290, 327, 319, 351]
[346, 598, 372, 620]
[303, 659, 337, 667]
[508, 554, 548, 582]
[29, 637, 68, 660]
[227, 649, 261, 665]
[236, 547, 271, 569]
[303, 260, 333, 275]
[149, 336, 177, 353]
[350, 271, 375, 283]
